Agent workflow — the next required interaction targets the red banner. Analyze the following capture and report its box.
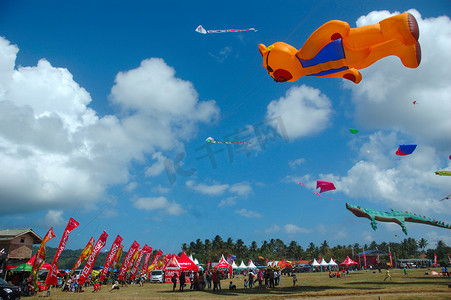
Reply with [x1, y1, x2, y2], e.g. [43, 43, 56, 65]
[139, 245, 153, 277]
[78, 231, 108, 285]
[45, 218, 79, 288]
[363, 252, 367, 269]
[118, 241, 140, 281]
[434, 254, 437, 267]
[70, 237, 95, 275]
[147, 249, 163, 273]
[207, 260, 210, 271]
[99, 235, 123, 282]
[448, 254, 451, 265]
[30, 228, 56, 285]
[389, 253, 393, 267]
[130, 245, 150, 280]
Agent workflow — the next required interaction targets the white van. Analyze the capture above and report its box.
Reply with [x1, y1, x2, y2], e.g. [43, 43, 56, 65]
[150, 270, 164, 283]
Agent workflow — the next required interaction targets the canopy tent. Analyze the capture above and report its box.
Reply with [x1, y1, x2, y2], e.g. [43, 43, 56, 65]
[311, 258, 320, 267]
[194, 258, 199, 265]
[231, 261, 238, 269]
[247, 260, 257, 269]
[320, 259, 329, 267]
[177, 251, 199, 271]
[24, 255, 52, 270]
[215, 255, 232, 277]
[238, 261, 247, 269]
[163, 254, 182, 284]
[328, 258, 338, 266]
[340, 256, 358, 266]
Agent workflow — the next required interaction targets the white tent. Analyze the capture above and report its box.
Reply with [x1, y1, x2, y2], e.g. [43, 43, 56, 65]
[320, 259, 329, 267]
[194, 258, 200, 265]
[328, 258, 338, 266]
[311, 258, 320, 267]
[247, 260, 257, 269]
[231, 261, 239, 269]
[238, 261, 247, 269]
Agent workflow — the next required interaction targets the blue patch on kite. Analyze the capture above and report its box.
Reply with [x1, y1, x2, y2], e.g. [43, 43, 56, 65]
[298, 39, 346, 68]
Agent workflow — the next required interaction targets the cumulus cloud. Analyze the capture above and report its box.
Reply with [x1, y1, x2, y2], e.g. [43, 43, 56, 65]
[133, 196, 185, 216]
[236, 208, 262, 218]
[284, 224, 312, 234]
[288, 158, 305, 169]
[266, 85, 332, 140]
[186, 180, 253, 198]
[264, 224, 281, 234]
[349, 9, 451, 151]
[0, 36, 219, 215]
[43, 210, 64, 227]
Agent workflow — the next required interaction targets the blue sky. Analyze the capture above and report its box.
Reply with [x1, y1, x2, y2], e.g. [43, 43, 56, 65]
[0, 0, 450, 256]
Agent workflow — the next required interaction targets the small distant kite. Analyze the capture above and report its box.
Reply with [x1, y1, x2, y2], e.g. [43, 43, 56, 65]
[439, 194, 451, 202]
[206, 137, 252, 144]
[435, 170, 451, 176]
[298, 181, 339, 200]
[449, 155, 451, 160]
[396, 144, 417, 156]
[394, 234, 399, 237]
[195, 25, 257, 34]
[349, 129, 358, 134]
[412, 101, 417, 105]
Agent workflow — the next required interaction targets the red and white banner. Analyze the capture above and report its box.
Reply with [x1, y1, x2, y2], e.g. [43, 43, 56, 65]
[207, 260, 210, 271]
[118, 241, 140, 281]
[434, 254, 437, 267]
[45, 218, 79, 287]
[99, 235, 123, 282]
[147, 249, 163, 273]
[30, 228, 56, 284]
[447, 254, 451, 264]
[78, 231, 108, 285]
[389, 253, 393, 267]
[139, 245, 153, 277]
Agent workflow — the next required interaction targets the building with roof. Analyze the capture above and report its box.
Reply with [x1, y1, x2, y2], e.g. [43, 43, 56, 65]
[355, 249, 389, 267]
[0, 228, 42, 278]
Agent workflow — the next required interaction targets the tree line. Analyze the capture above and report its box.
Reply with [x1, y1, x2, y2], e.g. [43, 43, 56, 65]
[35, 236, 450, 270]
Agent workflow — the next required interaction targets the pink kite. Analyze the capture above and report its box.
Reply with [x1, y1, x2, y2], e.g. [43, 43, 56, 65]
[316, 180, 336, 193]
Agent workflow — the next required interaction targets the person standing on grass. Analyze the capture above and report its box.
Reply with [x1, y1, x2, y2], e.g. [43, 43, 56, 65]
[179, 271, 186, 292]
[404, 266, 408, 276]
[171, 273, 177, 291]
[292, 272, 297, 287]
[384, 269, 392, 281]
[248, 271, 254, 289]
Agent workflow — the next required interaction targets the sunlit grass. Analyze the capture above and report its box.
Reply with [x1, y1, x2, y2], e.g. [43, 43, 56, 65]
[31, 268, 451, 299]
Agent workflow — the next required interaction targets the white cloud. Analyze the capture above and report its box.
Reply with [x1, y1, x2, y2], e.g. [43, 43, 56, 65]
[0, 37, 218, 215]
[44, 210, 64, 227]
[208, 46, 232, 63]
[349, 10, 451, 151]
[264, 224, 281, 234]
[145, 152, 167, 177]
[236, 208, 262, 218]
[284, 224, 312, 234]
[266, 85, 332, 140]
[186, 180, 229, 196]
[288, 158, 305, 169]
[218, 196, 237, 207]
[133, 196, 185, 216]
[186, 180, 253, 198]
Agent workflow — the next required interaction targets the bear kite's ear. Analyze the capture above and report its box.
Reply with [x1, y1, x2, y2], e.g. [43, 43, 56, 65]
[258, 44, 267, 56]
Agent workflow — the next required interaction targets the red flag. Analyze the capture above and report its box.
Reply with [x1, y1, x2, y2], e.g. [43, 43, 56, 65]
[118, 241, 140, 281]
[389, 253, 393, 267]
[99, 235, 123, 282]
[363, 252, 367, 269]
[78, 231, 108, 285]
[45, 218, 79, 288]
[448, 254, 451, 264]
[207, 260, 210, 271]
[139, 245, 153, 277]
[434, 254, 437, 267]
[131, 245, 151, 280]
[70, 237, 95, 275]
[30, 228, 56, 285]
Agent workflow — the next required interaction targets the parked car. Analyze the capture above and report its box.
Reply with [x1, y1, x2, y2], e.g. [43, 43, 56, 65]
[0, 278, 21, 300]
[149, 270, 164, 283]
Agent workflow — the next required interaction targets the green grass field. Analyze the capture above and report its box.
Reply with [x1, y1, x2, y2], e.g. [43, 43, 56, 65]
[31, 268, 451, 299]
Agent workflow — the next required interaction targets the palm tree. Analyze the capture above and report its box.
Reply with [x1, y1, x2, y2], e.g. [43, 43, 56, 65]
[418, 238, 428, 252]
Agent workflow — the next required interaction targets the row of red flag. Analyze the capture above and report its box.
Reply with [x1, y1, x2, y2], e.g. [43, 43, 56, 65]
[29, 217, 164, 291]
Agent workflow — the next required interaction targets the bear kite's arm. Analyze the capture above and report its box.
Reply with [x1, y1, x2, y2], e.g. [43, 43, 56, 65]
[317, 68, 362, 84]
[296, 20, 351, 61]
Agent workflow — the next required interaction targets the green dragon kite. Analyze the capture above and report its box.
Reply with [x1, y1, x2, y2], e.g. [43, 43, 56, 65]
[346, 203, 451, 235]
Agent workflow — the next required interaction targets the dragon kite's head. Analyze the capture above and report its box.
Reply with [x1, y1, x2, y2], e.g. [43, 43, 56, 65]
[259, 42, 303, 83]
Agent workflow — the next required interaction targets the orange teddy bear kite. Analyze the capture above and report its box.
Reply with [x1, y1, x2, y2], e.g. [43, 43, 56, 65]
[259, 12, 421, 84]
